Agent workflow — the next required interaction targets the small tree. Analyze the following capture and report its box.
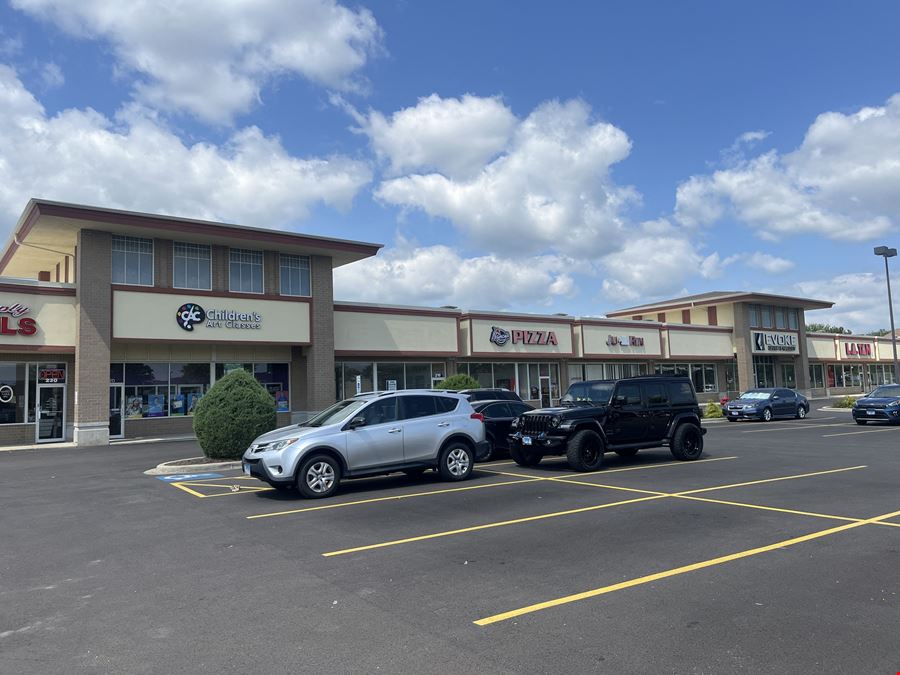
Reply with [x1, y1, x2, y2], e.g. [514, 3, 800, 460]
[193, 369, 276, 459]
[435, 373, 481, 391]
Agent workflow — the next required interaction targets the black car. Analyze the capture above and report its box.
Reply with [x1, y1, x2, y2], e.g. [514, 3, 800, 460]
[508, 376, 706, 472]
[470, 399, 534, 460]
[724, 388, 809, 422]
[852, 384, 900, 425]
[458, 388, 523, 402]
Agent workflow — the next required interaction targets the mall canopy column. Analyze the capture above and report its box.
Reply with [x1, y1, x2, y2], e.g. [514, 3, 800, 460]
[306, 255, 336, 410]
[74, 229, 112, 446]
[796, 320, 811, 390]
[732, 303, 753, 392]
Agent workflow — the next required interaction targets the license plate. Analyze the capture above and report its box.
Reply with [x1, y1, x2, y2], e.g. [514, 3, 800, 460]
[867, 410, 875, 416]
[522, 436, 532, 446]
[243, 463, 251, 475]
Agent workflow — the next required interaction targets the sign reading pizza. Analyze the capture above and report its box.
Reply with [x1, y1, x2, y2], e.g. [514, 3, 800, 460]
[489, 326, 558, 347]
[0, 303, 37, 336]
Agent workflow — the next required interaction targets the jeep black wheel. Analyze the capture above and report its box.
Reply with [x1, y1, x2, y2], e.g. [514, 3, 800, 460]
[510, 442, 542, 467]
[670, 424, 703, 461]
[614, 448, 639, 459]
[566, 430, 605, 472]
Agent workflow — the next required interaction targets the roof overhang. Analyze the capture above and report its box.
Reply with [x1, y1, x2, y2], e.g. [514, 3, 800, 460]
[0, 199, 383, 279]
[607, 292, 833, 317]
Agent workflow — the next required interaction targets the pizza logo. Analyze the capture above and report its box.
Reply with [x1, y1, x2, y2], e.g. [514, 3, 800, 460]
[489, 326, 511, 346]
[176, 303, 206, 331]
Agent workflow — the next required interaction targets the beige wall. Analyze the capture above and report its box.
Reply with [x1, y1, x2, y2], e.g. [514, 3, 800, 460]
[806, 336, 836, 360]
[668, 329, 734, 358]
[466, 318, 573, 355]
[112, 290, 310, 344]
[334, 311, 457, 353]
[715, 303, 735, 327]
[0, 291, 76, 348]
[689, 307, 709, 325]
[878, 340, 899, 361]
[838, 338, 877, 361]
[580, 324, 662, 357]
[110, 341, 290, 362]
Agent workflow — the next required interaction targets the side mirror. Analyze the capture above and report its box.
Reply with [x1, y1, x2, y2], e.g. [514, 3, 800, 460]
[772, 395, 780, 400]
[612, 395, 627, 407]
[347, 416, 366, 429]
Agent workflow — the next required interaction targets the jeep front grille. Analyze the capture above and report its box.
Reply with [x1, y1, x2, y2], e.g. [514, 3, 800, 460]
[521, 415, 553, 435]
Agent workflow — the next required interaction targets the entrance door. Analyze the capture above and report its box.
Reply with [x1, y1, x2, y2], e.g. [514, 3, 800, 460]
[539, 376, 551, 407]
[109, 385, 124, 438]
[36, 385, 65, 443]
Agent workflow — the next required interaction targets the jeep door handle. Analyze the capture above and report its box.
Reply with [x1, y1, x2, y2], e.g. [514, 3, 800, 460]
[388, 428, 402, 433]
[437, 422, 450, 427]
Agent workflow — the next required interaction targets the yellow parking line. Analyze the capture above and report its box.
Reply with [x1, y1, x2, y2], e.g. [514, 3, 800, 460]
[473, 505, 900, 626]
[741, 423, 847, 433]
[321, 465, 866, 557]
[822, 427, 900, 438]
[169, 482, 206, 498]
[676, 495, 862, 523]
[196, 486, 274, 498]
[247, 477, 545, 520]
[480, 456, 737, 480]
[322, 495, 666, 557]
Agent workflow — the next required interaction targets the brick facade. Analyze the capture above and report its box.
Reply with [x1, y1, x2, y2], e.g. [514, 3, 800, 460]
[305, 255, 335, 410]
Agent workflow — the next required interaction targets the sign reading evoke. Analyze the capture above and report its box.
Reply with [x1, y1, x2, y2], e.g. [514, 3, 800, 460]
[176, 302, 262, 332]
[752, 330, 798, 354]
[489, 325, 558, 347]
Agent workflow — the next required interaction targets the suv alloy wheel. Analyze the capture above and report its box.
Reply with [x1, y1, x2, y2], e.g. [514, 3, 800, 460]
[566, 429, 605, 472]
[438, 442, 474, 481]
[296, 454, 341, 499]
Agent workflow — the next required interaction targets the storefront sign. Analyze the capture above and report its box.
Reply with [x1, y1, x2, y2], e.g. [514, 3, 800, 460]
[606, 335, 645, 347]
[752, 331, 798, 354]
[38, 365, 66, 384]
[0, 303, 37, 336]
[844, 342, 873, 357]
[0, 385, 13, 403]
[489, 326, 558, 347]
[176, 303, 262, 332]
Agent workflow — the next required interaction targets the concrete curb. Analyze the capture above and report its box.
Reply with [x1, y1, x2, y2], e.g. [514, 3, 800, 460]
[144, 457, 241, 475]
[818, 406, 854, 412]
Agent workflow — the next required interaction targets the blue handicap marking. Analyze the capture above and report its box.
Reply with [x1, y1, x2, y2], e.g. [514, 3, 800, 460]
[157, 473, 223, 482]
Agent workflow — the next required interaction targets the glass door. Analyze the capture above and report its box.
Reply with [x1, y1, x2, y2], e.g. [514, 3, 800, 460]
[539, 376, 551, 407]
[109, 385, 124, 438]
[36, 385, 65, 443]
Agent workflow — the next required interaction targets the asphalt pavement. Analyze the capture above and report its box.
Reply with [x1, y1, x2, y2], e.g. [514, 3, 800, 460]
[1, 408, 899, 674]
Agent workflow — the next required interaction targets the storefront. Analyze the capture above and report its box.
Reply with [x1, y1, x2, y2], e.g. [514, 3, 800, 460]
[0, 200, 895, 448]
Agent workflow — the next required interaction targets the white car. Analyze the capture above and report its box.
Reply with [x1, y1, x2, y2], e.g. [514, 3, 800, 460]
[242, 390, 489, 498]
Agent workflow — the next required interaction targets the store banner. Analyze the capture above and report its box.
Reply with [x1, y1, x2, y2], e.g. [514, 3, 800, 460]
[0, 292, 76, 347]
[751, 330, 799, 354]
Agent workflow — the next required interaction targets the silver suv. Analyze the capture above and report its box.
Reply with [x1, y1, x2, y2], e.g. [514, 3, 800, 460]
[242, 390, 489, 498]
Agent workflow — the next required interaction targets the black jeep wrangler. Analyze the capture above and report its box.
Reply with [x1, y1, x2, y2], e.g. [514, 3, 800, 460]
[508, 376, 706, 471]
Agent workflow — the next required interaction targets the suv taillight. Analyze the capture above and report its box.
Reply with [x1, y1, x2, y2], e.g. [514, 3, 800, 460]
[470, 412, 485, 422]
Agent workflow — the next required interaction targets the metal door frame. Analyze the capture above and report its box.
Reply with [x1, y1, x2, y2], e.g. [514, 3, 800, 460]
[35, 383, 66, 443]
[109, 384, 125, 439]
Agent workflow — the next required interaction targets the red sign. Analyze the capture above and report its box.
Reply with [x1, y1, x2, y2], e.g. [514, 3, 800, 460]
[0, 303, 37, 336]
[511, 329, 558, 346]
[844, 342, 873, 357]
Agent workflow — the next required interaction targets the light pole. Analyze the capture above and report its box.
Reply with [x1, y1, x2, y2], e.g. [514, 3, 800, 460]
[874, 246, 900, 384]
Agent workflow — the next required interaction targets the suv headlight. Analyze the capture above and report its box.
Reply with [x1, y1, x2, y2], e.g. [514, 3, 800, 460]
[549, 416, 561, 428]
[886, 400, 900, 408]
[267, 437, 299, 452]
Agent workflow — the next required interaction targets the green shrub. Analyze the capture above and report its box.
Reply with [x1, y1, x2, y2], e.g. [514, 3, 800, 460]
[832, 395, 857, 408]
[434, 373, 481, 391]
[193, 369, 277, 459]
[703, 402, 724, 418]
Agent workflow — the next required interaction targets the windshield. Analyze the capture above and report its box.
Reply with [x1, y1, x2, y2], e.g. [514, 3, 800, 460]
[739, 391, 772, 400]
[562, 382, 614, 405]
[869, 385, 900, 398]
[302, 399, 368, 427]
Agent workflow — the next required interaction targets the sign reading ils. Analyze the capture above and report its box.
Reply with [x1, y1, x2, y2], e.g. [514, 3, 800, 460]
[844, 342, 873, 357]
[0, 303, 37, 336]
[752, 330, 799, 354]
[176, 302, 262, 332]
[606, 335, 645, 347]
[489, 326, 558, 347]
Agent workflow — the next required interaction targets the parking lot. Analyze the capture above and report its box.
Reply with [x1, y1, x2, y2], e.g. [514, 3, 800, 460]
[2, 408, 899, 673]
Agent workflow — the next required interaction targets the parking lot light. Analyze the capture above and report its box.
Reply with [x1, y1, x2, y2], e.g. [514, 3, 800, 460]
[873, 246, 900, 384]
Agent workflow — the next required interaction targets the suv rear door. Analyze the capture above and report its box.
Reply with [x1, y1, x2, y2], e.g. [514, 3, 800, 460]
[607, 382, 647, 444]
[641, 382, 672, 440]
[399, 395, 448, 462]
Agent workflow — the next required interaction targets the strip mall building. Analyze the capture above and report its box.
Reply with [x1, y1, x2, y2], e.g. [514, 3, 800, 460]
[0, 200, 896, 447]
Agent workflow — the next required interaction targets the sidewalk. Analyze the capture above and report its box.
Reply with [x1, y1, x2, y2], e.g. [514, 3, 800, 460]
[0, 434, 197, 453]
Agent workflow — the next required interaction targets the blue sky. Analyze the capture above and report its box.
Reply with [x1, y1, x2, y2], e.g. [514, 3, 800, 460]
[1, 1, 899, 331]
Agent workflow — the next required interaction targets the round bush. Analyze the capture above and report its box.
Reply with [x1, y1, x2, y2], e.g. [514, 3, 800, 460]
[435, 373, 481, 391]
[703, 402, 724, 418]
[193, 369, 277, 459]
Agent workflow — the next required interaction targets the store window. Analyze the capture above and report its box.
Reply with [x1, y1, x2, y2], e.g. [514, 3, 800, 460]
[170, 363, 211, 415]
[868, 364, 896, 386]
[376, 362, 405, 392]
[229, 248, 263, 294]
[655, 362, 717, 392]
[0, 363, 28, 424]
[111, 235, 153, 286]
[213, 363, 290, 410]
[808, 364, 825, 389]
[748, 304, 800, 331]
[334, 362, 447, 399]
[570, 363, 648, 382]
[753, 357, 775, 388]
[280, 254, 311, 297]
[459, 362, 559, 404]
[124, 363, 169, 418]
[173, 242, 211, 290]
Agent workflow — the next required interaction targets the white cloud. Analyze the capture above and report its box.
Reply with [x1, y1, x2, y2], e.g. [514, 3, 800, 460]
[794, 272, 898, 333]
[0, 65, 371, 231]
[352, 93, 517, 179]
[374, 98, 638, 258]
[744, 251, 793, 273]
[39, 61, 64, 89]
[333, 238, 576, 310]
[676, 95, 900, 241]
[12, 0, 384, 123]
